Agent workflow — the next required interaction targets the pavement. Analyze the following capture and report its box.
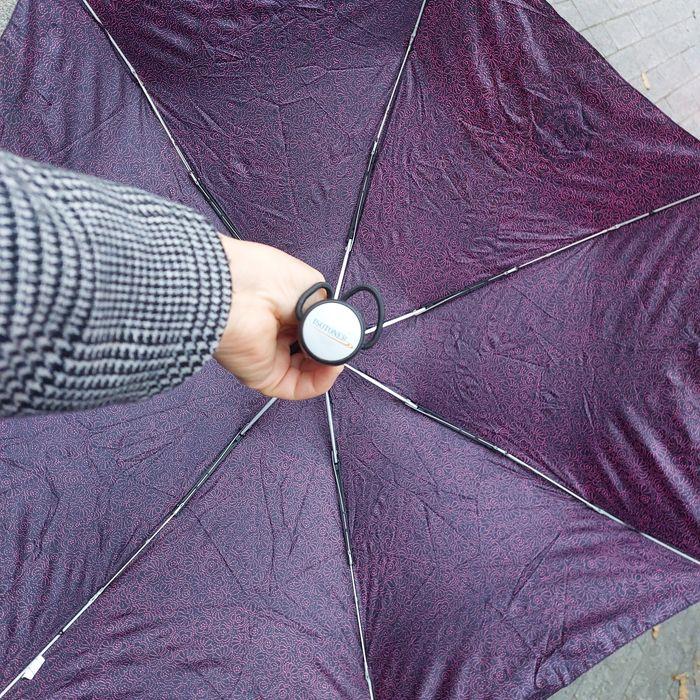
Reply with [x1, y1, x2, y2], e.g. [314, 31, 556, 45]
[1, 0, 698, 698]
[0, 0, 12, 37]
[551, 604, 700, 700]
[551, 0, 700, 139]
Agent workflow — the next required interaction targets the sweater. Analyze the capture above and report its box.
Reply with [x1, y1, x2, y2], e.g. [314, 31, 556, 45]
[0, 150, 231, 416]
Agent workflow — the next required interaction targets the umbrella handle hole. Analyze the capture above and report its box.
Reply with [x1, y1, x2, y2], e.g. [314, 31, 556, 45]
[341, 284, 385, 350]
[295, 281, 334, 321]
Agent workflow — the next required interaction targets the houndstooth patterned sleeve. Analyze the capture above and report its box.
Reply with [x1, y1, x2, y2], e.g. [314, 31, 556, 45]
[0, 150, 231, 416]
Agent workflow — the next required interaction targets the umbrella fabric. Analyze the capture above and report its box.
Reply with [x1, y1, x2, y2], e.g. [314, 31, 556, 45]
[1, 1, 698, 699]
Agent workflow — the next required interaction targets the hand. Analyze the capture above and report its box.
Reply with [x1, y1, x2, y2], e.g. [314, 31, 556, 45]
[214, 235, 343, 400]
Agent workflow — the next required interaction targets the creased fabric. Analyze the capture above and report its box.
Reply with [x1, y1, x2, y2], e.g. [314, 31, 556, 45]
[0, 1, 698, 699]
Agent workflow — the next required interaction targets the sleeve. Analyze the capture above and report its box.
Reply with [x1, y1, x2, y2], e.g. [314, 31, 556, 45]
[0, 150, 231, 417]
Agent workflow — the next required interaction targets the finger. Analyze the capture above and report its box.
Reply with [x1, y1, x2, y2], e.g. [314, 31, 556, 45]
[261, 344, 343, 400]
[288, 361, 343, 401]
[276, 274, 328, 327]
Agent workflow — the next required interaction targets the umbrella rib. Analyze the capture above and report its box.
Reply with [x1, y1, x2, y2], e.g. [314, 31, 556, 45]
[79, 0, 243, 239]
[365, 189, 700, 333]
[334, 0, 429, 298]
[324, 393, 375, 700]
[345, 364, 700, 567]
[0, 398, 279, 699]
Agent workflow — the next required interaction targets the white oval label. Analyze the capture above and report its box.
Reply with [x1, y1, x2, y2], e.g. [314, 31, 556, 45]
[301, 302, 363, 364]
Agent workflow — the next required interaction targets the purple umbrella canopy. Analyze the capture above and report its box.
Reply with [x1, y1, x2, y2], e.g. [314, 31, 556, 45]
[1, 0, 699, 698]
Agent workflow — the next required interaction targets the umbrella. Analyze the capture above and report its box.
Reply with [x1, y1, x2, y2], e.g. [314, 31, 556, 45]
[1, 0, 698, 697]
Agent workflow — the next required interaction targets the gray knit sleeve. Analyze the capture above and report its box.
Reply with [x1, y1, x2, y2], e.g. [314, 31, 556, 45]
[0, 150, 231, 416]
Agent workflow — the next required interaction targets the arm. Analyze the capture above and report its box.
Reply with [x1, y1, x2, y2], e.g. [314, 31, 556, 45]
[0, 151, 339, 417]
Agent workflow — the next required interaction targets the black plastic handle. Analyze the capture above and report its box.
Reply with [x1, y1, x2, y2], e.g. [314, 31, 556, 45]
[295, 281, 333, 321]
[342, 284, 385, 349]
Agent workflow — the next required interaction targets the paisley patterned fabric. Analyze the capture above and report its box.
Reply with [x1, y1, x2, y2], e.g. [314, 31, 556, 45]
[0, 1, 698, 698]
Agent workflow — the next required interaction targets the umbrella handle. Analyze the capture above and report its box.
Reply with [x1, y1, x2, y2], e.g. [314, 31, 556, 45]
[292, 282, 385, 364]
[341, 284, 385, 350]
[295, 281, 334, 321]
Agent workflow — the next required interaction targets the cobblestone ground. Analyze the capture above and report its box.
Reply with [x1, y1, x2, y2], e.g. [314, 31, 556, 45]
[551, 0, 700, 138]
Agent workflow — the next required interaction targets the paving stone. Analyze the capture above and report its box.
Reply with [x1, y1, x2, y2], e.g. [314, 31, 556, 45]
[630, 4, 664, 35]
[557, 0, 588, 30]
[607, 0, 649, 18]
[683, 44, 700, 75]
[0, 0, 13, 37]
[643, 53, 692, 101]
[634, 33, 671, 68]
[573, 0, 617, 28]
[607, 14, 643, 48]
[655, 0, 697, 27]
[657, 20, 696, 56]
[656, 95, 675, 114]
[665, 75, 700, 120]
[607, 43, 644, 77]
[628, 74, 646, 92]
[681, 112, 700, 139]
[582, 23, 618, 56]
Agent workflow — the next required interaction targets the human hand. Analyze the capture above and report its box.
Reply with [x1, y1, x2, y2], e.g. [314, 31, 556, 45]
[214, 235, 343, 400]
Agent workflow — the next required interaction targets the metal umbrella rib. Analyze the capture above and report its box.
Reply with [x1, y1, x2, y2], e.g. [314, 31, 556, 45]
[325, 392, 375, 700]
[365, 189, 700, 334]
[80, 0, 243, 240]
[334, 0, 429, 299]
[344, 363, 700, 567]
[0, 398, 279, 698]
